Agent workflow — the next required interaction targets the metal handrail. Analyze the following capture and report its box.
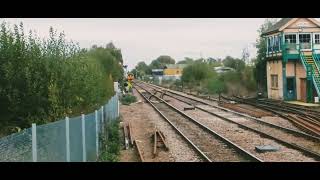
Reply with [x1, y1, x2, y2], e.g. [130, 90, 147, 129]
[313, 49, 320, 73]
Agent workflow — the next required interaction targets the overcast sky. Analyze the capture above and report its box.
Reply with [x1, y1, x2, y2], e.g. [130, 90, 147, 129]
[2, 18, 269, 70]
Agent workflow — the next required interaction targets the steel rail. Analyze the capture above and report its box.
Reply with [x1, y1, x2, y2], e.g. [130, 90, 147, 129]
[137, 81, 320, 161]
[134, 83, 263, 162]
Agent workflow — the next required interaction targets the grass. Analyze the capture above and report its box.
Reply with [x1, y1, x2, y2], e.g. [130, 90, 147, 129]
[120, 94, 137, 105]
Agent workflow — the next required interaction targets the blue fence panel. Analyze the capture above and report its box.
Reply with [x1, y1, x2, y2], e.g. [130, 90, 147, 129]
[69, 116, 83, 162]
[37, 120, 66, 162]
[85, 112, 96, 161]
[0, 94, 119, 162]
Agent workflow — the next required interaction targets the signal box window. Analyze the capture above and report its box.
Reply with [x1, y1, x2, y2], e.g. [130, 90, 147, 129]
[285, 34, 296, 44]
[315, 34, 320, 44]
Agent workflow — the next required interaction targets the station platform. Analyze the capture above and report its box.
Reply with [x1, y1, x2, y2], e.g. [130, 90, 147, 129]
[285, 101, 320, 107]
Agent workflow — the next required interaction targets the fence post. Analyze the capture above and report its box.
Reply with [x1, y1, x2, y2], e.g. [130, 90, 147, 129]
[114, 96, 117, 119]
[115, 96, 117, 119]
[81, 114, 86, 162]
[112, 97, 114, 120]
[117, 95, 120, 118]
[32, 123, 37, 162]
[111, 96, 114, 120]
[101, 106, 104, 135]
[95, 110, 99, 158]
[65, 117, 70, 162]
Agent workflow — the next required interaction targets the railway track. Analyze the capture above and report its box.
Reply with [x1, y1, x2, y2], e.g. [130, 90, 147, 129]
[241, 97, 320, 121]
[136, 81, 320, 161]
[223, 96, 320, 137]
[133, 84, 262, 162]
[142, 81, 320, 139]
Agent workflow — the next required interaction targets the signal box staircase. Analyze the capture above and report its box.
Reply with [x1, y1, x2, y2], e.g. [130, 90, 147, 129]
[300, 51, 320, 97]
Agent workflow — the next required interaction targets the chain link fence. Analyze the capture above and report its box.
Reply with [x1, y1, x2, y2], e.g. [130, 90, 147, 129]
[0, 93, 119, 162]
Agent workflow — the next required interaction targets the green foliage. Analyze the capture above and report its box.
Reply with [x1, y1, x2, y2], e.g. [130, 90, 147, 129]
[136, 61, 151, 74]
[222, 56, 245, 72]
[255, 18, 278, 92]
[181, 62, 213, 84]
[180, 56, 257, 96]
[120, 94, 137, 105]
[132, 61, 152, 78]
[88, 45, 124, 82]
[98, 119, 120, 162]
[242, 66, 257, 91]
[217, 66, 257, 95]
[0, 22, 123, 131]
[206, 77, 226, 94]
[149, 55, 175, 69]
[177, 57, 194, 64]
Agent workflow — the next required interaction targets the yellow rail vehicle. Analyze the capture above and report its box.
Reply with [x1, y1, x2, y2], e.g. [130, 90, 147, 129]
[124, 73, 134, 93]
[127, 73, 134, 82]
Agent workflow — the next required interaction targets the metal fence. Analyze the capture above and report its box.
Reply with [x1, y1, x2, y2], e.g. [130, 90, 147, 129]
[0, 94, 119, 162]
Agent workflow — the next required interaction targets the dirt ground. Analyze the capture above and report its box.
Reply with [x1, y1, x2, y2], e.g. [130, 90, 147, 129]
[119, 88, 201, 162]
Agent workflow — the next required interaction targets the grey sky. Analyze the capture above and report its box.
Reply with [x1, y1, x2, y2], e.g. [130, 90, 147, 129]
[2, 18, 268, 70]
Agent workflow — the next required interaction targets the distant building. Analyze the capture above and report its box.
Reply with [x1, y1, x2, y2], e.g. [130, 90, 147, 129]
[151, 69, 164, 83]
[151, 69, 164, 76]
[163, 64, 188, 80]
[214, 66, 235, 74]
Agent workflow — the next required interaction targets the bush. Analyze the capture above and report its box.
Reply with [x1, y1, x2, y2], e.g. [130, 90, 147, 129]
[206, 77, 226, 94]
[98, 119, 120, 162]
[120, 94, 137, 105]
[0, 21, 123, 131]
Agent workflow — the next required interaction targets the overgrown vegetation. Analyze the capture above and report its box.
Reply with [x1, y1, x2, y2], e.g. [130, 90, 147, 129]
[120, 94, 137, 105]
[178, 57, 257, 96]
[254, 18, 278, 93]
[0, 21, 124, 134]
[98, 118, 120, 162]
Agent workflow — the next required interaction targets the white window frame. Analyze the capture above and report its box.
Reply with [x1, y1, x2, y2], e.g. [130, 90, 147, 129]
[284, 33, 297, 44]
[284, 33, 298, 51]
[270, 36, 274, 52]
[313, 33, 320, 44]
[278, 35, 282, 51]
[298, 33, 312, 51]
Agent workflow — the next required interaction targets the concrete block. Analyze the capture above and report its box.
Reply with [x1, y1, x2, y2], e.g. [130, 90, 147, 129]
[255, 145, 280, 152]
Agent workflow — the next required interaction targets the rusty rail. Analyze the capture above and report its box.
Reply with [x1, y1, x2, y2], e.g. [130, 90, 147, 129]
[134, 140, 144, 162]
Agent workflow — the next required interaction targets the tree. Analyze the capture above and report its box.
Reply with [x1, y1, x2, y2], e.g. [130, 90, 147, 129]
[181, 62, 212, 84]
[149, 55, 175, 69]
[241, 46, 250, 64]
[255, 18, 278, 92]
[155, 55, 175, 64]
[207, 77, 226, 94]
[106, 42, 116, 49]
[207, 57, 221, 67]
[222, 56, 245, 72]
[0, 22, 124, 130]
[135, 61, 151, 75]
[177, 57, 194, 64]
